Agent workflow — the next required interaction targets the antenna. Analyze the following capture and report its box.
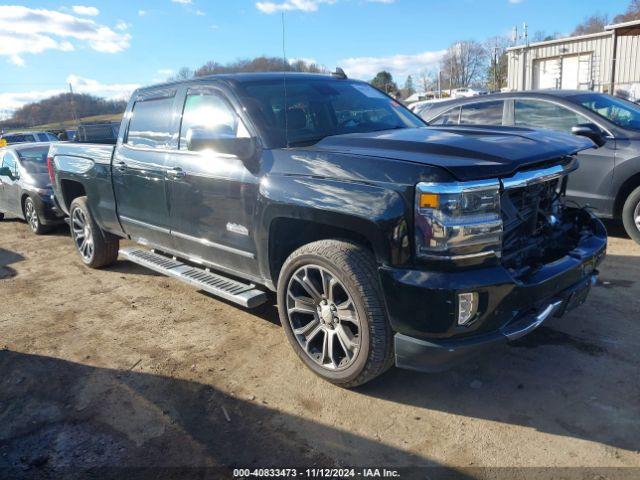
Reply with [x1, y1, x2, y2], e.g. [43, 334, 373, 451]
[68, 82, 79, 127]
[282, 12, 289, 148]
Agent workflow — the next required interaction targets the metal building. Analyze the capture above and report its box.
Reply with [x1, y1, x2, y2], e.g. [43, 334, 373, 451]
[507, 19, 640, 97]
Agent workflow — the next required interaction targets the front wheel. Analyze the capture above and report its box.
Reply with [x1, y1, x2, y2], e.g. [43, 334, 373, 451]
[69, 197, 119, 268]
[277, 240, 393, 387]
[622, 186, 640, 245]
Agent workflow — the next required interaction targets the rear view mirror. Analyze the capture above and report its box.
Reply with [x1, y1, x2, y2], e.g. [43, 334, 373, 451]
[571, 123, 606, 148]
[186, 126, 257, 161]
[0, 166, 13, 178]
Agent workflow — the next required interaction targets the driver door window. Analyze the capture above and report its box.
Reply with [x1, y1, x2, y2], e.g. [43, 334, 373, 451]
[179, 92, 248, 151]
[514, 100, 588, 133]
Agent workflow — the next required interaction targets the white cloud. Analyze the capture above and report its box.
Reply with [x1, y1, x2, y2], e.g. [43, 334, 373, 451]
[171, 0, 193, 3]
[256, 0, 392, 13]
[71, 5, 100, 16]
[256, 0, 336, 14]
[0, 75, 139, 119]
[339, 50, 446, 82]
[115, 20, 130, 31]
[508, 0, 523, 3]
[195, 9, 206, 16]
[0, 6, 131, 66]
[138, 9, 147, 16]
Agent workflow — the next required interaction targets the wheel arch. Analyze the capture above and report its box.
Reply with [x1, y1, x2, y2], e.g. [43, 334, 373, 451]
[59, 179, 87, 212]
[614, 171, 640, 218]
[259, 176, 412, 286]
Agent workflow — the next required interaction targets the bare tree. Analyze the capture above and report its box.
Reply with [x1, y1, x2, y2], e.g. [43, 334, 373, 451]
[613, 0, 640, 22]
[170, 67, 194, 81]
[484, 36, 511, 91]
[572, 14, 609, 35]
[440, 40, 488, 90]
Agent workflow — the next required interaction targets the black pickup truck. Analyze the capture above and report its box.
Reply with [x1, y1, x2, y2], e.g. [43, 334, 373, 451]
[49, 72, 607, 387]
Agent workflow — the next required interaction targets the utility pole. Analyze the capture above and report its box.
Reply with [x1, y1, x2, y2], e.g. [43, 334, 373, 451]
[68, 83, 79, 126]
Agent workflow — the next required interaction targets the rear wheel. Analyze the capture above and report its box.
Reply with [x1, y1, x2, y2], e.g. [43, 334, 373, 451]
[0, 212, 4, 221]
[69, 197, 119, 268]
[23, 196, 49, 235]
[622, 185, 640, 245]
[277, 239, 393, 387]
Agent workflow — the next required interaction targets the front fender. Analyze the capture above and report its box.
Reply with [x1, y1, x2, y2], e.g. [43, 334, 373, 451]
[256, 174, 412, 281]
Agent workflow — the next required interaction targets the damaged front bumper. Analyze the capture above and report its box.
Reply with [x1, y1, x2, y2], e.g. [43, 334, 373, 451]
[380, 210, 607, 373]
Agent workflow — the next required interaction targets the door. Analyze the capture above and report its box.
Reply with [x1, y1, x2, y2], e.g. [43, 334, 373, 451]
[0, 151, 21, 216]
[514, 99, 615, 214]
[113, 90, 178, 248]
[166, 87, 260, 276]
[533, 58, 561, 90]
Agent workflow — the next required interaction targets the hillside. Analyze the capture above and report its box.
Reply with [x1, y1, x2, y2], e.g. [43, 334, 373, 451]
[1, 93, 126, 131]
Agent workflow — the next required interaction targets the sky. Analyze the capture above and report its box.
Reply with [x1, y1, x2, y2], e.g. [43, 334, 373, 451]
[0, 0, 631, 117]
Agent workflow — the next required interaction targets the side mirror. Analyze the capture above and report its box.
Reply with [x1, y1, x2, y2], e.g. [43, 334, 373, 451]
[571, 123, 607, 148]
[186, 126, 257, 161]
[0, 166, 13, 178]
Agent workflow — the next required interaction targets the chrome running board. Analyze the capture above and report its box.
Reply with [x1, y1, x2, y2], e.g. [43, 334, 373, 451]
[119, 247, 268, 308]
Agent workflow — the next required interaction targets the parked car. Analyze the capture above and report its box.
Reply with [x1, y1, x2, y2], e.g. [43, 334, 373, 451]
[0, 131, 59, 145]
[420, 90, 640, 243]
[49, 73, 606, 386]
[0, 143, 64, 234]
[451, 87, 489, 99]
[407, 98, 450, 116]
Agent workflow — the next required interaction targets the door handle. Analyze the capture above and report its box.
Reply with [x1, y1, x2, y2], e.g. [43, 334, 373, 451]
[114, 161, 127, 172]
[166, 166, 186, 178]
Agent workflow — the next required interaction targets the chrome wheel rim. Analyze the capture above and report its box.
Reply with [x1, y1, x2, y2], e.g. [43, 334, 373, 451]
[635, 200, 640, 232]
[25, 199, 38, 232]
[71, 208, 94, 262]
[286, 264, 361, 371]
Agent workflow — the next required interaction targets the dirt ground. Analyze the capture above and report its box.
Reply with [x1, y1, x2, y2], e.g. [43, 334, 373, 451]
[1, 216, 639, 478]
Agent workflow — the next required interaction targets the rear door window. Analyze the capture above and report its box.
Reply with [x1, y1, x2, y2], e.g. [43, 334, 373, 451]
[126, 96, 177, 149]
[459, 101, 505, 126]
[515, 99, 588, 133]
[430, 106, 461, 125]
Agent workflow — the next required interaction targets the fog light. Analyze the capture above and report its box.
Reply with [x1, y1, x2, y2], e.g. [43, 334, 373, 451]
[458, 292, 478, 326]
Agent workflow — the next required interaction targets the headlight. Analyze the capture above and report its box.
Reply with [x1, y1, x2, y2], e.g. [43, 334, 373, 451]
[415, 180, 502, 260]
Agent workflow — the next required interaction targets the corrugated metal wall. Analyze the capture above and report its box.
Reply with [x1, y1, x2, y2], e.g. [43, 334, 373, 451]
[615, 34, 640, 87]
[507, 32, 617, 92]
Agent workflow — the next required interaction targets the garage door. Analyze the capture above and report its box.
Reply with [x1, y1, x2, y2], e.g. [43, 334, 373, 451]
[533, 54, 592, 90]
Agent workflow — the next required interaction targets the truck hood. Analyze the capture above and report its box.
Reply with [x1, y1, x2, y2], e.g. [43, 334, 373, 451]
[311, 126, 596, 181]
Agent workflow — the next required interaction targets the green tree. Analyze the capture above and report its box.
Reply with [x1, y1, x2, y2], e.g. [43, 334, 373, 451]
[370, 71, 398, 94]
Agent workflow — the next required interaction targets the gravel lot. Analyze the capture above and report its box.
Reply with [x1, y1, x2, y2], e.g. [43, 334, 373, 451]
[1, 217, 639, 478]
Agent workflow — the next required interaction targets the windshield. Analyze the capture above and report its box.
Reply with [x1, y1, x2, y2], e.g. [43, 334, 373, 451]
[17, 146, 49, 174]
[570, 93, 640, 131]
[236, 78, 425, 147]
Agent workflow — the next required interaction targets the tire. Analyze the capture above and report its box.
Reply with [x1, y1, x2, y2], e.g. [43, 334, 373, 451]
[69, 196, 119, 268]
[277, 239, 393, 387]
[0, 212, 4, 221]
[622, 185, 640, 245]
[23, 196, 50, 235]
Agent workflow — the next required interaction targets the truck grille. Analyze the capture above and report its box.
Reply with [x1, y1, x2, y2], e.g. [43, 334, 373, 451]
[500, 166, 576, 274]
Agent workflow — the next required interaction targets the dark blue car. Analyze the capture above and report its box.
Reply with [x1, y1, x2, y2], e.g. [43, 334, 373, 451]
[0, 143, 64, 234]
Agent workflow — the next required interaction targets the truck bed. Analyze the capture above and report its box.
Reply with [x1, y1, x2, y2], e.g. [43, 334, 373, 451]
[49, 142, 121, 235]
